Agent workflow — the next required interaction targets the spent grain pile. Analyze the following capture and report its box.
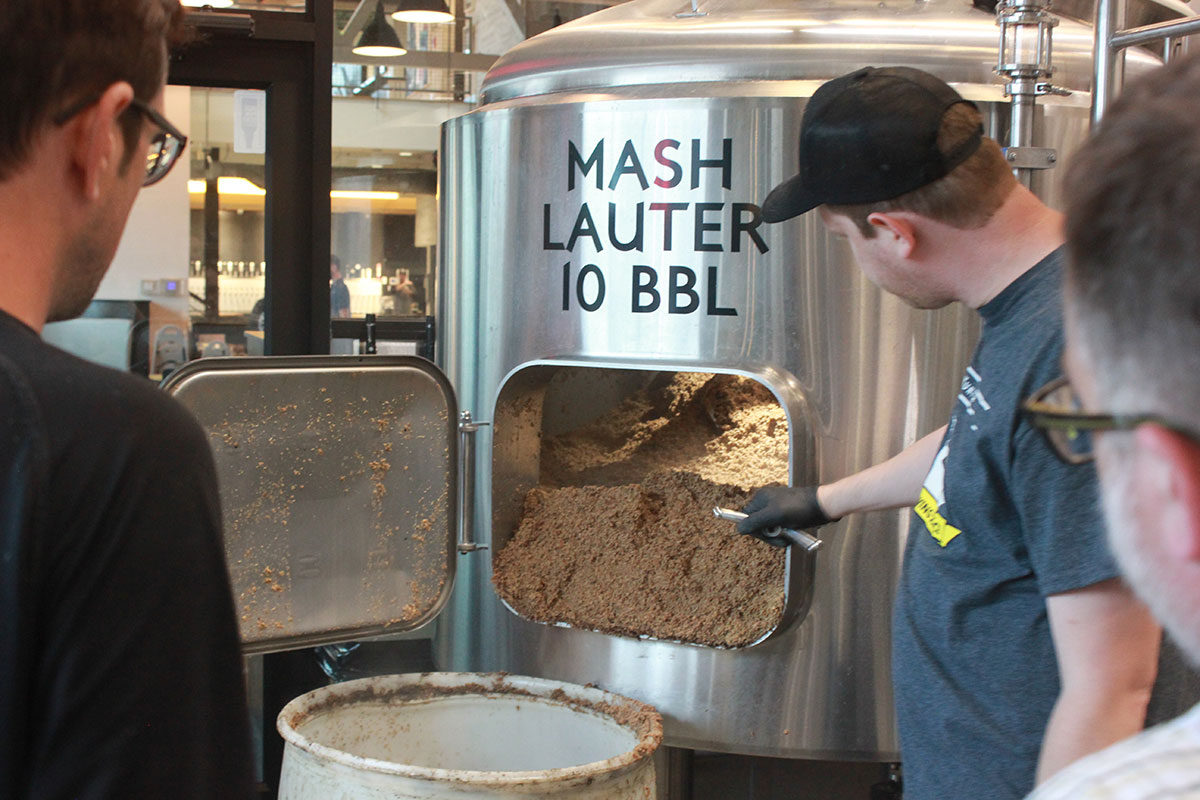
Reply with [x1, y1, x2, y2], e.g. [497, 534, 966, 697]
[492, 373, 791, 647]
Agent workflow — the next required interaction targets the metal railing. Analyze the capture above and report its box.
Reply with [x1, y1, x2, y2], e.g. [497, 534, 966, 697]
[1092, 0, 1200, 124]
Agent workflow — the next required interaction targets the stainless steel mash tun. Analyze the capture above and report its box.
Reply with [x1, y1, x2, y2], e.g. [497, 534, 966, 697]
[162, 0, 1181, 770]
[712, 506, 823, 552]
[438, 0, 1170, 758]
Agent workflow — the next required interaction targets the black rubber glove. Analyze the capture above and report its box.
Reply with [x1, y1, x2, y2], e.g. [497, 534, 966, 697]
[736, 486, 835, 546]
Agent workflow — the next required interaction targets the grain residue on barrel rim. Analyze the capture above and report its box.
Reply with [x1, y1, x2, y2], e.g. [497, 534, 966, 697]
[283, 673, 663, 746]
[492, 373, 790, 649]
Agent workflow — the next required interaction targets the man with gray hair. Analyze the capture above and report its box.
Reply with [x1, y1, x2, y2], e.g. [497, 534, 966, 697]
[1023, 51, 1200, 798]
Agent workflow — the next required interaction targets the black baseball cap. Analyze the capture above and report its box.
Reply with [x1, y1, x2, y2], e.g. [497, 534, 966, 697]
[761, 66, 983, 223]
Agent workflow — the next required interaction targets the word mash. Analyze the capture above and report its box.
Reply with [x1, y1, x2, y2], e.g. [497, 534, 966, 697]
[543, 137, 771, 316]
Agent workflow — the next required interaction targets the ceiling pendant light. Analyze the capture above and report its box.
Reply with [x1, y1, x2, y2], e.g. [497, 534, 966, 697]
[353, 2, 408, 57]
[391, 0, 454, 24]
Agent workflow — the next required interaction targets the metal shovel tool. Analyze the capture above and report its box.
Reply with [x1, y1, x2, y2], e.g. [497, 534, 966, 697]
[713, 507, 823, 552]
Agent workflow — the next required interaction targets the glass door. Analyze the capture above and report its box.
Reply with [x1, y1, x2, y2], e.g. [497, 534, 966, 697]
[171, 6, 333, 358]
[187, 87, 270, 364]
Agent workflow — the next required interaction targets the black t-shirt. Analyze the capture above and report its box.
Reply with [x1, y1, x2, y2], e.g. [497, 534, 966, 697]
[0, 310, 255, 799]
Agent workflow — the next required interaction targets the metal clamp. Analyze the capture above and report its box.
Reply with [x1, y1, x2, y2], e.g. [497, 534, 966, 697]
[1002, 146, 1058, 169]
[712, 507, 823, 553]
[457, 411, 490, 554]
[1002, 80, 1072, 98]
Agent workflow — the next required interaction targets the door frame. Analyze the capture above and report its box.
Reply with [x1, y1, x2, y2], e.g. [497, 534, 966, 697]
[171, 2, 334, 356]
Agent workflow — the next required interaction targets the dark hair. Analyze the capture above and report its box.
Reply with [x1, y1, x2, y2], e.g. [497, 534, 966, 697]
[1064, 53, 1200, 423]
[331, 254, 342, 271]
[0, 0, 189, 181]
[826, 103, 1016, 236]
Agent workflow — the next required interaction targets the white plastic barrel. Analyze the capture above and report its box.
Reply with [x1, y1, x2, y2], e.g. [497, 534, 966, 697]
[276, 672, 663, 799]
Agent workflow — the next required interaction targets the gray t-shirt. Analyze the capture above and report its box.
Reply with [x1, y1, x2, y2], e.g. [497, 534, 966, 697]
[892, 248, 1119, 800]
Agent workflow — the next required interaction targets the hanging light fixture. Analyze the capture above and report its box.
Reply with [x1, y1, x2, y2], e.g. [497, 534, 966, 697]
[353, 1, 407, 57]
[391, 0, 454, 24]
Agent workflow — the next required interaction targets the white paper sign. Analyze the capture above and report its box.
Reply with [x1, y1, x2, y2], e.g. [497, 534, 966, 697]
[233, 89, 266, 154]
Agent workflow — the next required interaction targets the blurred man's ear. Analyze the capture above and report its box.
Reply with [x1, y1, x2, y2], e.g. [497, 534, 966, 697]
[1136, 424, 1200, 561]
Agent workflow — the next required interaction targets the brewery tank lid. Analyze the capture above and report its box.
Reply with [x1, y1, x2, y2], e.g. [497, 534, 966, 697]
[479, 0, 1186, 106]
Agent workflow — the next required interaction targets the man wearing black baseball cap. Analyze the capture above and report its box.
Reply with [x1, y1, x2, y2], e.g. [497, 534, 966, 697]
[737, 67, 1165, 799]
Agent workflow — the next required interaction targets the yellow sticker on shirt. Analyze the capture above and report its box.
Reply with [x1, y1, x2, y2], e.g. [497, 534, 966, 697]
[915, 487, 962, 547]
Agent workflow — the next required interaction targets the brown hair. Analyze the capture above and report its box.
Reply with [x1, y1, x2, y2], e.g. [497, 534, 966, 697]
[0, 0, 190, 180]
[826, 103, 1017, 236]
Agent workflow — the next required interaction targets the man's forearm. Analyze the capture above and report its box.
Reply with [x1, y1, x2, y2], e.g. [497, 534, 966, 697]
[817, 425, 947, 519]
[1036, 683, 1153, 784]
[1037, 579, 1160, 785]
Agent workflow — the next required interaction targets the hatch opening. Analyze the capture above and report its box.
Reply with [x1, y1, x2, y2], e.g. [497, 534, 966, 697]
[490, 365, 812, 649]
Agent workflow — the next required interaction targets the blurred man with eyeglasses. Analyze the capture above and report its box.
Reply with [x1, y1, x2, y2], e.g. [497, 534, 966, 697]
[1022, 52, 1200, 800]
[0, 2, 255, 798]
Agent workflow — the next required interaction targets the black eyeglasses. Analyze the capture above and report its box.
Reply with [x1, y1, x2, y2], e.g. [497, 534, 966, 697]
[53, 93, 188, 187]
[1023, 376, 1200, 465]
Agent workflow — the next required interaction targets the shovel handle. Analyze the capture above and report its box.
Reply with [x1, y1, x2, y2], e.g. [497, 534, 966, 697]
[712, 507, 823, 552]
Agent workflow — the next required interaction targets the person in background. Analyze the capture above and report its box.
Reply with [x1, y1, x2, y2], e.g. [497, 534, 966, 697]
[394, 270, 417, 315]
[330, 253, 351, 318]
[0, 1, 255, 797]
[1022, 51, 1200, 800]
[736, 66, 1166, 799]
